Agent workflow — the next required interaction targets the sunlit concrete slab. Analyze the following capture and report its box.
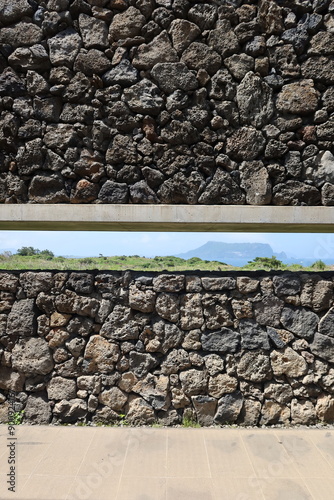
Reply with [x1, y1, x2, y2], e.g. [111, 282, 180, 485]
[1, 204, 334, 232]
[0, 426, 333, 500]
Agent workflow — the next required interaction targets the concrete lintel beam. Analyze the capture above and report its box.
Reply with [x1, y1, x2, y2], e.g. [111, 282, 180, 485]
[0, 204, 334, 232]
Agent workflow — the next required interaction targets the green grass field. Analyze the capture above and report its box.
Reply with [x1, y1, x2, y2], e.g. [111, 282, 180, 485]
[0, 252, 330, 272]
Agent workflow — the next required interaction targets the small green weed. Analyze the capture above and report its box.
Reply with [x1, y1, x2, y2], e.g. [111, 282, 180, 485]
[181, 416, 200, 428]
[11, 410, 24, 425]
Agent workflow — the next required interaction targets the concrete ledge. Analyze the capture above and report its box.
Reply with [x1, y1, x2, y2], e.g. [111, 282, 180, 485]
[1, 204, 334, 232]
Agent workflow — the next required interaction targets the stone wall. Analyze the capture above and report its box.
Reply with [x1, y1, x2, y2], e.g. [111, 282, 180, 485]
[1, 0, 334, 205]
[0, 269, 334, 426]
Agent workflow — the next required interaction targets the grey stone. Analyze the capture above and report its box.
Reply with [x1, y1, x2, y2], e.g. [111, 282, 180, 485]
[0, 272, 19, 293]
[226, 127, 266, 161]
[302, 57, 334, 84]
[133, 374, 169, 411]
[109, 7, 146, 40]
[0, 22, 43, 47]
[281, 26, 309, 55]
[192, 395, 217, 426]
[47, 377, 77, 400]
[53, 398, 87, 423]
[204, 354, 224, 376]
[208, 374, 238, 398]
[308, 31, 334, 55]
[272, 181, 321, 206]
[264, 382, 293, 404]
[129, 352, 159, 377]
[238, 399, 261, 426]
[146, 320, 183, 354]
[273, 275, 301, 296]
[179, 368, 207, 396]
[74, 49, 111, 76]
[254, 295, 284, 327]
[101, 305, 141, 340]
[79, 13, 108, 49]
[20, 272, 53, 298]
[66, 337, 86, 358]
[151, 63, 198, 94]
[269, 45, 300, 79]
[126, 397, 155, 425]
[98, 181, 129, 204]
[316, 394, 334, 423]
[168, 19, 201, 54]
[319, 307, 334, 337]
[240, 161, 271, 205]
[48, 28, 82, 68]
[0, 0, 33, 24]
[12, 338, 53, 375]
[155, 293, 179, 323]
[24, 394, 52, 424]
[237, 72, 273, 128]
[153, 275, 184, 292]
[98, 387, 127, 411]
[133, 31, 178, 69]
[198, 169, 245, 205]
[267, 327, 288, 348]
[7, 299, 36, 336]
[161, 120, 199, 145]
[124, 79, 163, 115]
[28, 173, 69, 203]
[0, 367, 24, 392]
[208, 22, 240, 58]
[224, 54, 254, 81]
[77, 375, 101, 394]
[316, 118, 334, 141]
[180, 293, 204, 330]
[280, 306, 318, 339]
[130, 181, 159, 204]
[202, 293, 233, 330]
[66, 317, 93, 337]
[44, 124, 80, 151]
[310, 333, 334, 363]
[322, 183, 334, 205]
[201, 277, 235, 291]
[188, 3, 217, 31]
[201, 329, 240, 353]
[129, 285, 156, 313]
[270, 347, 308, 378]
[260, 400, 290, 425]
[237, 350, 272, 382]
[181, 42, 221, 76]
[0, 68, 26, 97]
[208, 69, 237, 100]
[68, 273, 94, 294]
[9, 45, 50, 71]
[161, 349, 190, 375]
[83, 335, 120, 373]
[102, 59, 138, 86]
[237, 277, 259, 294]
[214, 392, 244, 424]
[239, 319, 270, 350]
[304, 151, 334, 187]
[258, 0, 284, 35]
[291, 399, 316, 425]
[276, 80, 319, 115]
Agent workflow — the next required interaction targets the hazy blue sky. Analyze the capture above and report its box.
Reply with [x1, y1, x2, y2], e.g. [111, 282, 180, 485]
[1, 230, 334, 260]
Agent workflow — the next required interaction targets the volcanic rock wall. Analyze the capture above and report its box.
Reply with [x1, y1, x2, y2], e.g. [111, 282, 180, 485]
[1, 0, 334, 205]
[0, 270, 334, 426]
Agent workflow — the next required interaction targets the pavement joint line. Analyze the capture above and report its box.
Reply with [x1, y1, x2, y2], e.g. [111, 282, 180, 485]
[65, 427, 97, 500]
[239, 432, 266, 500]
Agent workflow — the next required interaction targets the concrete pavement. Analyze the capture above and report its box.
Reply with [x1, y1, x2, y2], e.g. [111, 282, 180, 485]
[0, 425, 334, 500]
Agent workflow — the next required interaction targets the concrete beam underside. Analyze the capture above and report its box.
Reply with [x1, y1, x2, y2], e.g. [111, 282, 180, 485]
[1, 204, 334, 232]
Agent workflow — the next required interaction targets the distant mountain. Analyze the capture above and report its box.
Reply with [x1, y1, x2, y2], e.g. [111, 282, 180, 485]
[176, 241, 288, 267]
